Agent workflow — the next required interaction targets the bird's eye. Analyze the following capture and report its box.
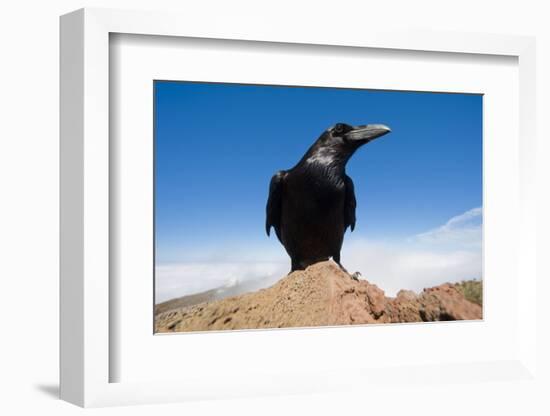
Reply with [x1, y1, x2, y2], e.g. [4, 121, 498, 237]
[335, 124, 344, 134]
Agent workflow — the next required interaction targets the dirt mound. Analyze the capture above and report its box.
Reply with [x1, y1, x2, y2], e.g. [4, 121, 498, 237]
[155, 261, 482, 333]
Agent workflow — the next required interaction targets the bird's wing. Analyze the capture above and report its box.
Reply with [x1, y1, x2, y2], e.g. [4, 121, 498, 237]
[266, 170, 286, 240]
[344, 174, 357, 232]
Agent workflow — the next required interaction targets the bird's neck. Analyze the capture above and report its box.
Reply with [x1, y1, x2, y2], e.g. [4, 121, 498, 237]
[300, 147, 352, 178]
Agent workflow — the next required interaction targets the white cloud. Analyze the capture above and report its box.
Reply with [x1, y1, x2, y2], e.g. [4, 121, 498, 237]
[414, 207, 482, 248]
[156, 207, 482, 302]
[155, 259, 287, 303]
[343, 207, 482, 295]
[343, 242, 481, 297]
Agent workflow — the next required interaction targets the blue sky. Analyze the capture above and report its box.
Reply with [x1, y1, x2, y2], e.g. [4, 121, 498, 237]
[154, 81, 482, 301]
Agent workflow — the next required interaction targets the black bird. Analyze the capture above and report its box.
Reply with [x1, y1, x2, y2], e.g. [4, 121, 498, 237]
[265, 122, 391, 273]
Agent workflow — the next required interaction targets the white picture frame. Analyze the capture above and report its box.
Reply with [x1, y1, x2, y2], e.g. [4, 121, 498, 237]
[60, 7, 538, 408]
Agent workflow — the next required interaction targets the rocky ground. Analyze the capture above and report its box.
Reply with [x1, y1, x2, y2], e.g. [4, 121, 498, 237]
[155, 261, 482, 333]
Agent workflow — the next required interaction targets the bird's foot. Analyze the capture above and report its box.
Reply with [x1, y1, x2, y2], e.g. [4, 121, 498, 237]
[351, 271, 362, 281]
[334, 260, 361, 281]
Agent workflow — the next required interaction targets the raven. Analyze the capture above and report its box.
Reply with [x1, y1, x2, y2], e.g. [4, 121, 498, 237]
[266, 122, 391, 272]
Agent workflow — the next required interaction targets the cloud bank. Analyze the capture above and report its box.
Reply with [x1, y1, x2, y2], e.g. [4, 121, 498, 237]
[155, 260, 288, 303]
[156, 207, 482, 303]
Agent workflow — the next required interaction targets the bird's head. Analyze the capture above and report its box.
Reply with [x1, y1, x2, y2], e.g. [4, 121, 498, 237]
[325, 122, 391, 148]
[304, 122, 391, 167]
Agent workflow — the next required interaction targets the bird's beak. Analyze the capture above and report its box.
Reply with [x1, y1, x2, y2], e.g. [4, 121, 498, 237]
[345, 124, 391, 143]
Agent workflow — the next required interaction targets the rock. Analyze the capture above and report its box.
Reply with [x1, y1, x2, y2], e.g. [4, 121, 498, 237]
[417, 284, 482, 321]
[155, 261, 483, 333]
[365, 284, 387, 318]
[396, 290, 417, 301]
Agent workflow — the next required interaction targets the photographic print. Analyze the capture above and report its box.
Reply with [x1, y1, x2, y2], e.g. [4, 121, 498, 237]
[154, 81, 483, 333]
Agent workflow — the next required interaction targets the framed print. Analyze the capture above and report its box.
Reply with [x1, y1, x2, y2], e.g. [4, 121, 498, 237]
[60, 8, 538, 407]
[152, 82, 483, 334]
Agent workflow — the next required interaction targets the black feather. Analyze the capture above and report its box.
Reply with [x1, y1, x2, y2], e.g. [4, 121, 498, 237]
[265, 170, 286, 240]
